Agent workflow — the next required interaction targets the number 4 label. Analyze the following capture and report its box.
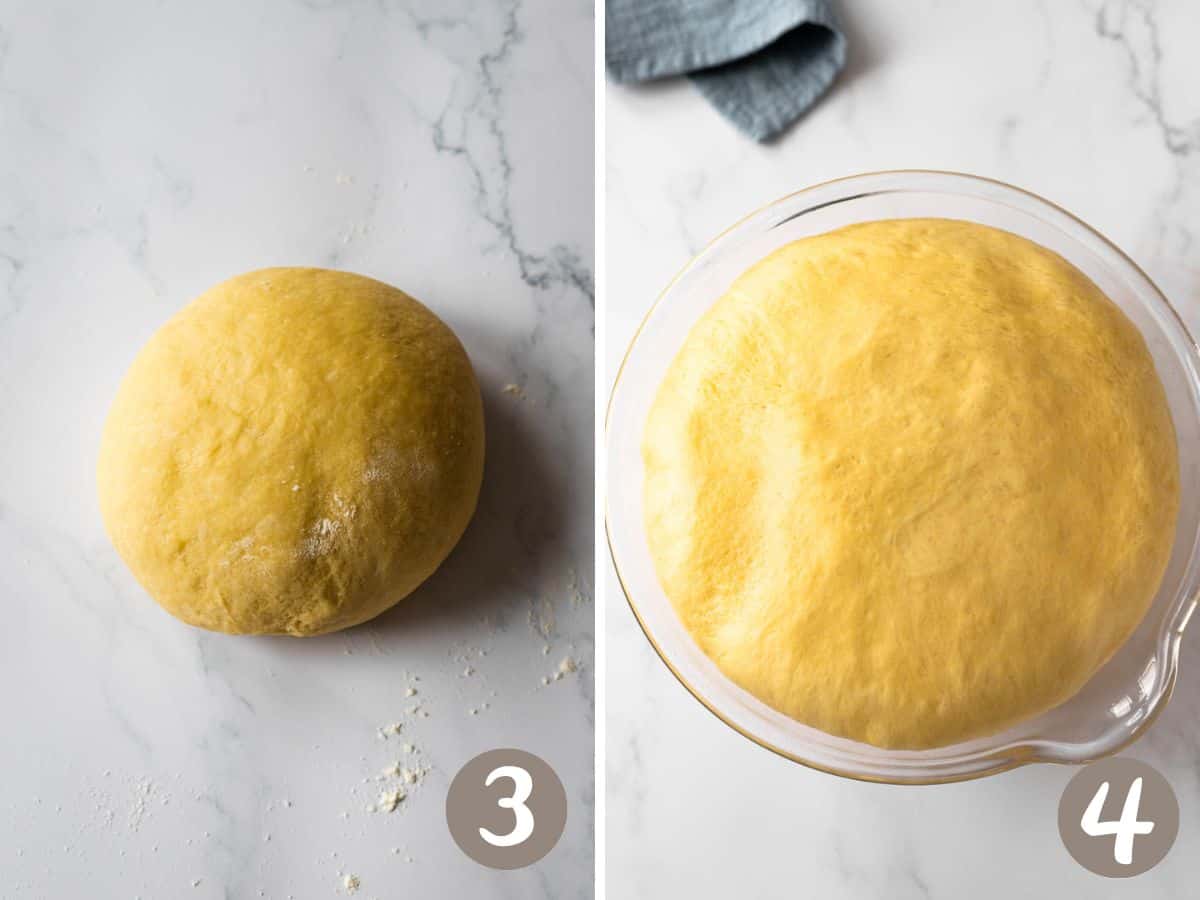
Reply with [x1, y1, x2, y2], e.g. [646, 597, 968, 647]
[1079, 777, 1154, 865]
[1058, 758, 1178, 877]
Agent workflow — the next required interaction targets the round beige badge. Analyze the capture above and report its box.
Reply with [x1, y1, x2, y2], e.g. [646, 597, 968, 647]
[1058, 757, 1178, 877]
[446, 748, 568, 869]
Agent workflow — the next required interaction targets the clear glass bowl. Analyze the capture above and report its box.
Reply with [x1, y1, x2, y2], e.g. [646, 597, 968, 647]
[606, 170, 1200, 784]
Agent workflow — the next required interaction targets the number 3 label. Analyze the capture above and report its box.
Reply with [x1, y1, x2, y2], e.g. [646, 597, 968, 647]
[479, 765, 535, 847]
[446, 749, 568, 869]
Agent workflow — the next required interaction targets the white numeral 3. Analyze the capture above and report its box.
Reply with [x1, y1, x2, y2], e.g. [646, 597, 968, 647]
[479, 764, 535, 848]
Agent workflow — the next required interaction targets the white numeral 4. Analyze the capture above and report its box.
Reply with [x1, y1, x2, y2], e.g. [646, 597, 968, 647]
[1080, 777, 1155, 865]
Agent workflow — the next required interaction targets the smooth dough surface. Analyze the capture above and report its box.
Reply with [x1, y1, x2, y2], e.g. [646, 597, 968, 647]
[99, 268, 484, 636]
[643, 219, 1179, 749]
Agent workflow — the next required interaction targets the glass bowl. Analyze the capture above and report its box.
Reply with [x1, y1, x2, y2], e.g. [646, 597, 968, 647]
[606, 170, 1200, 784]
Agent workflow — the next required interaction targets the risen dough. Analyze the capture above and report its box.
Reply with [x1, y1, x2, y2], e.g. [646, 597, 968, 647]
[643, 219, 1179, 749]
[99, 268, 484, 636]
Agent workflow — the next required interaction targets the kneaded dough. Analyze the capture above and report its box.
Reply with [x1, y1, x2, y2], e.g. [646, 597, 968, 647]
[643, 219, 1179, 749]
[99, 268, 484, 636]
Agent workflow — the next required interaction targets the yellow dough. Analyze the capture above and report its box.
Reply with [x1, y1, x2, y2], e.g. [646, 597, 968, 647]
[98, 268, 484, 636]
[643, 219, 1179, 749]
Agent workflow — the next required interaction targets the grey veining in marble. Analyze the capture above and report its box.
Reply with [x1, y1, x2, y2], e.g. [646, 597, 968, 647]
[0, 1, 593, 898]
[607, 1, 1200, 897]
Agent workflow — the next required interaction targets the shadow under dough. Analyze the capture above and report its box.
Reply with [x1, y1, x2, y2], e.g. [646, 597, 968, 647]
[361, 377, 567, 638]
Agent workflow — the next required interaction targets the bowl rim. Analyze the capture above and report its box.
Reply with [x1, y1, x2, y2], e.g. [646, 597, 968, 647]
[604, 168, 1200, 785]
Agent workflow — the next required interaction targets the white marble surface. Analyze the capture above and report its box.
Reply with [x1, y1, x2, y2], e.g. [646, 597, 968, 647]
[0, 0, 592, 897]
[606, 1, 1200, 896]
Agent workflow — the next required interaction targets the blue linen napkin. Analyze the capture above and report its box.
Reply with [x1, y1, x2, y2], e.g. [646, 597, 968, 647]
[606, 0, 847, 142]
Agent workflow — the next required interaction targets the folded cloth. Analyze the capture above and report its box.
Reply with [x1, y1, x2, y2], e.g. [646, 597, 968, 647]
[606, 0, 847, 142]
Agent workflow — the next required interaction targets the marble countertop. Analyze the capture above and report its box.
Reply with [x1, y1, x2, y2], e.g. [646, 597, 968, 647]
[606, 1, 1200, 897]
[0, 1, 593, 898]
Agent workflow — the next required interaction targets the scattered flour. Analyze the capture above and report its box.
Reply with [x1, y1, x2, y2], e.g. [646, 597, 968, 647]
[529, 596, 556, 639]
[221, 535, 257, 568]
[128, 778, 159, 832]
[567, 568, 589, 606]
[373, 788, 406, 813]
[544, 656, 578, 685]
[557, 656, 578, 678]
[364, 708, 432, 821]
[300, 494, 357, 559]
[361, 448, 401, 485]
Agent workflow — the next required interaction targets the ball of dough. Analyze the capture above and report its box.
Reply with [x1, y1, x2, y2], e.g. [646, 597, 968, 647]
[98, 268, 484, 636]
[643, 219, 1179, 749]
